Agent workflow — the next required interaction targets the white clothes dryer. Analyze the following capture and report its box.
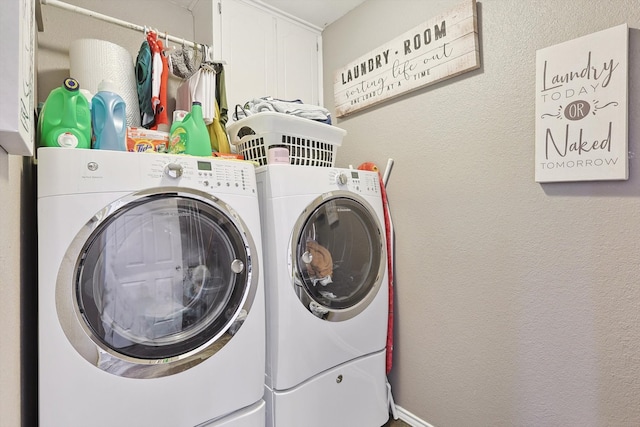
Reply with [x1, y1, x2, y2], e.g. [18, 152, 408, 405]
[256, 165, 389, 427]
[37, 147, 265, 427]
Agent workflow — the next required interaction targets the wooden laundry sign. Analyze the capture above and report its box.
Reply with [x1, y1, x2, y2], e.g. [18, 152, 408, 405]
[333, 0, 480, 118]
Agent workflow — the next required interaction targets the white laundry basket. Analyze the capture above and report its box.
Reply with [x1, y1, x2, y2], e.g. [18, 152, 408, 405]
[227, 112, 346, 167]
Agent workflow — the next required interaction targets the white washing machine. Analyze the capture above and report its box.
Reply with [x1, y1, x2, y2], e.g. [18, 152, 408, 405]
[256, 165, 389, 427]
[37, 147, 266, 427]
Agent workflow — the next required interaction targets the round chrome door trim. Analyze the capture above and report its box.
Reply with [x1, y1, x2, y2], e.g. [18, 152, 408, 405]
[289, 190, 386, 322]
[55, 187, 259, 378]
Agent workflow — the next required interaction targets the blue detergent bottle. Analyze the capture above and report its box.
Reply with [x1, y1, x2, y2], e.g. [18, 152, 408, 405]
[91, 80, 127, 150]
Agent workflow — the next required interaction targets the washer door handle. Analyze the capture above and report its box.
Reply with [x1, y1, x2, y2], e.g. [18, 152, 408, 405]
[231, 259, 244, 273]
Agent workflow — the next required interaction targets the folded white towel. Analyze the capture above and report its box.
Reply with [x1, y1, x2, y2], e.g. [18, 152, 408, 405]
[235, 96, 331, 123]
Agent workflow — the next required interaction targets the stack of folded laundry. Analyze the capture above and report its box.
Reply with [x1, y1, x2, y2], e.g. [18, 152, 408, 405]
[233, 96, 332, 124]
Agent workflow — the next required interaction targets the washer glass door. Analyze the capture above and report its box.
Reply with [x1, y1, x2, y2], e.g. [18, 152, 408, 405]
[292, 192, 385, 321]
[58, 190, 257, 378]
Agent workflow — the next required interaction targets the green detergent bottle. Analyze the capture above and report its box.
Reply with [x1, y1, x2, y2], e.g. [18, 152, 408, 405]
[169, 109, 188, 137]
[38, 78, 91, 149]
[168, 102, 211, 156]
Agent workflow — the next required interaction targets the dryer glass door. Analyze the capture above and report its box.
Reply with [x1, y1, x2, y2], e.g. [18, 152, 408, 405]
[292, 193, 385, 321]
[69, 193, 254, 370]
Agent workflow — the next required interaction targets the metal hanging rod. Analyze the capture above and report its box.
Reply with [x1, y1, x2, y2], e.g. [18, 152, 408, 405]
[40, 0, 224, 62]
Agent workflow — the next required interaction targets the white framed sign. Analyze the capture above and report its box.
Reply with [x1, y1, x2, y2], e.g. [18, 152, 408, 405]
[0, 0, 35, 156]
[333, 0, 480, 118]
[534, 24, 628, 183]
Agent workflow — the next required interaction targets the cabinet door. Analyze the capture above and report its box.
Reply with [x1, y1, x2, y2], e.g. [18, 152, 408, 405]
[220, 0, 277, 112]
[219, 0, 323, 114]
[276, 18, 321, 105]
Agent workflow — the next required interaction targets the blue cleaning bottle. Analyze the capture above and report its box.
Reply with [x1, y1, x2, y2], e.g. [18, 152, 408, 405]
[91, 80, 127, 150]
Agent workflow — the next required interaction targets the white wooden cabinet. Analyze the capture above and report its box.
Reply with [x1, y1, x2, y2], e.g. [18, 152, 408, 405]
[213, 0, 322, 114]
[276, 17, 320, 105]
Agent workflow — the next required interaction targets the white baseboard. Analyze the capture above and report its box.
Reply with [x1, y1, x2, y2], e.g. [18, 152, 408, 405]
[395, 405, 435, 427]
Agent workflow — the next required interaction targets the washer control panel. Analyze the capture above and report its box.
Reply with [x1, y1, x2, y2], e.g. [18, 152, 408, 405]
[39, 148, 258, 197]
[146, 155, 257, 195]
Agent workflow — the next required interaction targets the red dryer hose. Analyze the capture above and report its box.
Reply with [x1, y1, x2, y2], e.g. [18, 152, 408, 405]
[358, 162, 393, 374]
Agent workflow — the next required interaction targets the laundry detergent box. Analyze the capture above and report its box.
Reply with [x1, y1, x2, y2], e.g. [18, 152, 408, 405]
[126, 127, 169, 152]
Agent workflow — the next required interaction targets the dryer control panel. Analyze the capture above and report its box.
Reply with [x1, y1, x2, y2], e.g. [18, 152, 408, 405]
[331, 169, 380, 197]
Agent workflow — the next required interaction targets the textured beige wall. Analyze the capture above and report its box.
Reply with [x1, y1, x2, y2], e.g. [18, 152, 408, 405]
[0, 152, 27, 427]
[0, 150, 36, 427]
[323, 0, 640, 425]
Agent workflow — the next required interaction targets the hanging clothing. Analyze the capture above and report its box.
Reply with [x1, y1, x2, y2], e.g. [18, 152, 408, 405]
[169, 44, 201, 80]
[207, 98, 230, 154]
[171, 44, 229, 151]
[214, 63, 229, 132]
[147, 31, 163, 130]
[135, 40, 154, 128]
[176, 68, 203, 119]
[176, 66, 215, 123]
[154, 39, 170, 131]
[207, 63, 230, 153]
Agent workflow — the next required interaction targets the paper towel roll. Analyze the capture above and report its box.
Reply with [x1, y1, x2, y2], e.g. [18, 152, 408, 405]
[70, 39, 141, 127]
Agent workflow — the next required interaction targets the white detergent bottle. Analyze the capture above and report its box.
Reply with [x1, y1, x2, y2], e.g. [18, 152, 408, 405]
[91, 79, 127, 150]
